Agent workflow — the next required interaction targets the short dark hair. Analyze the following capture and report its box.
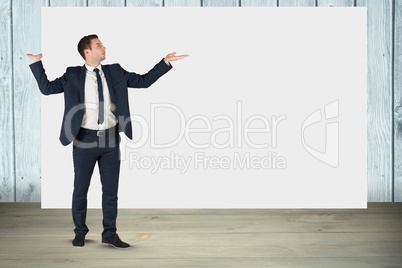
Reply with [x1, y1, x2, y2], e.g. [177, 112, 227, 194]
[77, 34, 98, 60]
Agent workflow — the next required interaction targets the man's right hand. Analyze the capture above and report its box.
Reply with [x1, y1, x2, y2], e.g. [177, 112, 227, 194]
[27, 53, 43, 62]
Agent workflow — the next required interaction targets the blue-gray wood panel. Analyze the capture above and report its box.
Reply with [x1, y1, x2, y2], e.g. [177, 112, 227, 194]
[358, 0, 394, 201]
[0, 0, 398, 202]
[241, 1, 276, 6]
[0, 0, 15, 201]
[394, 0, 402, 202]
[279, 0, 315, 6]
[12, 0, 48, 202]
[165, 0, 201, 6]
[126, 0, 163, 6]
[317, 0, 353, 7]
[203, 0, 238, 6]
[49, 0, 86, 6]
[88, 0, 124, 6]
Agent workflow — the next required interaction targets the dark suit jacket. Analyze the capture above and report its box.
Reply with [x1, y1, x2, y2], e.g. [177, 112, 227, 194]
[30, 59, 172, 146]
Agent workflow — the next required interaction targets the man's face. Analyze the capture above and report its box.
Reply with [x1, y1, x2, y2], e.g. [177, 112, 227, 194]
[86, 38, 106, 62]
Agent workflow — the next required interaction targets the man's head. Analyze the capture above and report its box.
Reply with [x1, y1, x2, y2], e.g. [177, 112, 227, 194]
[77, 34, 106, 64]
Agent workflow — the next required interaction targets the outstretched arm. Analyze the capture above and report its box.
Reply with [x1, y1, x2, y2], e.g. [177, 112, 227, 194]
[125, 52, 189, 88]
[27, 53, 66, 95]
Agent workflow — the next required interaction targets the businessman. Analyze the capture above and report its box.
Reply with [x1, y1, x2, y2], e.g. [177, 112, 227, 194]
[27, 34, 188, 248]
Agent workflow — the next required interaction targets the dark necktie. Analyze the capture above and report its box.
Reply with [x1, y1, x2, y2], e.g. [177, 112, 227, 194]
[94, 68, 104, 124]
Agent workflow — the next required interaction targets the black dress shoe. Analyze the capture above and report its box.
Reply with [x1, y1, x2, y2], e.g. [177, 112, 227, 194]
[101, 234, 130, 249]
[72, 234, 85, 247]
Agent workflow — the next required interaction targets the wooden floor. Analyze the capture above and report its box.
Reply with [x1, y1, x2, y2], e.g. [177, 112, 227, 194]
[0, 203, 401, 268]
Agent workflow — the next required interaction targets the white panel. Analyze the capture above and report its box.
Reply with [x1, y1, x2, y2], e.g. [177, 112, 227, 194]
[41, 7, 367, 208]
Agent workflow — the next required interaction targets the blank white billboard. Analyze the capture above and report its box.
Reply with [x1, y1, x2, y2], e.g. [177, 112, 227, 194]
[40, 7, 367, 208]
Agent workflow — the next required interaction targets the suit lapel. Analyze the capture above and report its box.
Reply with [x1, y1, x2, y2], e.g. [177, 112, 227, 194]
[102, 65, 117, 104]
[79, 65, 86, 101]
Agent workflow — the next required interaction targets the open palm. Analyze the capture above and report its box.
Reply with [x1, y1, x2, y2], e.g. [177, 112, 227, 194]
[26, 53, 43, 62]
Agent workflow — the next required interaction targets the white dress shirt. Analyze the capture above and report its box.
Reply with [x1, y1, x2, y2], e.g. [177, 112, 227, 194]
[81, 64, 118, 130]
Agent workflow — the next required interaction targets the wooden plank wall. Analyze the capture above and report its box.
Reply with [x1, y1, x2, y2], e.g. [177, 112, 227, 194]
[0, 0, 399, 202]
[358, 0, 394, 202]
[395, 0, 402, 202]
[0, 0, 15, 202]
